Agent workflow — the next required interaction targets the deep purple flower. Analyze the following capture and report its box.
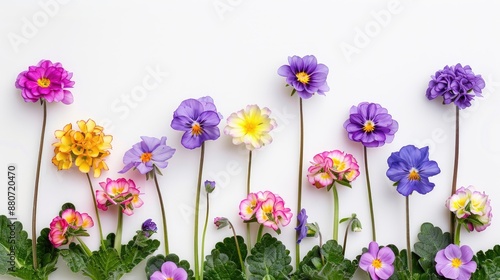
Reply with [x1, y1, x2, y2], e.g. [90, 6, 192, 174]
[343, 102, 398, 147]
[141, 218, 157, 237]
[295, 208, 308, 244]
[119, 136, 175, 176]
[386, 145, 441, 196]
[277, 55, 330, 99]
[15, 60, 74, 104]
[150, 261, 188, 280]
[170, 96, 221, 149]
[359, 241, 395, 280]
[435, 244, 476, 280]
[426, 64, 485, 109]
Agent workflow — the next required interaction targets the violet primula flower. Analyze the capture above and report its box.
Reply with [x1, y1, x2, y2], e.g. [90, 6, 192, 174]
[359, 241, 395, 280]
[426, 64, 485, 109]
[344, 102, 398, 148]
[15, 60, 74, 104]
[435, 244, 477, 280]
[150, 261, 188, 280]
[446, 186, 492, 232]
[142, 219, 157, 238]
[171, 96, 221, 149]
[277, 55, 330, 99]
[386, 145, 441, 196]
[295, 208, 308, 244]
[119, 136, 175, 178]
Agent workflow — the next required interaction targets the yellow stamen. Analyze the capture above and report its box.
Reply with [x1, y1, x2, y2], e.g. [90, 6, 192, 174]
[408, 168, 420, 181]
[37, 77, 51, 88]
[191, 123, 203, 136]
[296, 72, 310, 84]
[141, 152, 152, 163]
[372, 258, 382, 269]
[363, 120, 375, 132]
[451, 258, 462, 268]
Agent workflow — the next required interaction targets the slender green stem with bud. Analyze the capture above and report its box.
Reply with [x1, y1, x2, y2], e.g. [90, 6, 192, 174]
[153, 172, 169, 254]
[200, 192, 210, 280]
[228, 220, 245, 272]
[363, 146, 376, 241]
[342, 219, 354, 256]
[194, 143, 206, 280]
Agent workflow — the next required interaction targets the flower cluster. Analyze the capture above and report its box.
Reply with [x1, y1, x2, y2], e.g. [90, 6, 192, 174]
[15, 59, 75, 104]
[48, 208, 94, 248]
[307, 150, 360, 190]
[447, 186, 492, 232]
[96, 178, 143, 216]
[426, 63, 485, 109]
[52, 119, 113, 178]
[435, 244, 477, 280]
[239, 191, 292, 233]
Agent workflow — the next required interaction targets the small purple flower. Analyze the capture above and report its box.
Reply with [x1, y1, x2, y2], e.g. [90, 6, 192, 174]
[386, 145, 441, 196]
[15, 60, 75, 104]
[170, 96, 221, 149]
[150, 261, 188, 280]
[141, 219, 157, 238]
[426, 64, 485, 109]
[359, 241, 395, 280]
[343, 102, 398, 147]
[435, 244, 477, 280]
[119, 136, 176, 177]
[277, 55, 330, 99]
[204, 180, 216, 193]
[295, 208, 308, 244]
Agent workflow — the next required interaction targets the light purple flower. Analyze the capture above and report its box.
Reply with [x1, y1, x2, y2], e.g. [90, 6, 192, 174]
[277, 55, 330, 99]
[435, 244, 476, 280]
[170, 96, 221, 149]
[295, 208, 308, 244]
[15, 60, 74, 104]
[150, 261, 188, 280]
[343, 102, 398, 147]
[426, 64, 485, 109]
[359, 241, 395, 280]
[119, 136, 175, 176]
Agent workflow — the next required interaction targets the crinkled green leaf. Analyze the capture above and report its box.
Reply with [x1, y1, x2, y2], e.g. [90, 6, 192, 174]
[387, 244, 441, 280]
[472, 245, 500, 279]
[413, 223, 451, 273]
[204, 250, 245, 280]
[121, 230, 160, 273]
[214, 235, 247, 271]
[82, 247, 124, 280]
[60, 243, 88, 272]
[145, 254, 194, 280]
[247, 233, 292, 280]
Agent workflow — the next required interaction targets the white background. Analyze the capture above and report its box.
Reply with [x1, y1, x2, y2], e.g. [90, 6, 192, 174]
[1, 1, 500, 279]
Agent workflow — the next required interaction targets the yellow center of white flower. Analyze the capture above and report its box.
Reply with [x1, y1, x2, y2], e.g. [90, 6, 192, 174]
[363, 120, 375, 132]
[372, 258, 382, 269]
[451, 258, 462, 268]
[37, 77, 51, 88]
[296, 72, 310, 84]
[191, 123, 203, 136]
[408, 168, 420, 181]
[141, 152, 152, 163]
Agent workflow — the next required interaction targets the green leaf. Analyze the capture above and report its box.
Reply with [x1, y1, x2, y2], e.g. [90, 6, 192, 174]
[120, 230, 160, 273]
[145, 254, 194, 280]
[34, 228, 60, 277]
[472, 245, 500, 279]
[213, 235, 247, 271]
[413, 223, 451, 273]
[204, 250, 245, 280]
[60, 243, 88, 273]
[247, 233, 292, 280]
[82, 247, 124, 280]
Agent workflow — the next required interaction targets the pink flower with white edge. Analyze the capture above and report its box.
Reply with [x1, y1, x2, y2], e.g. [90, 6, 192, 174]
[307, 152, 335, 189]
[241, 190, 292, 233]
[96, 178, 143, 215]
[307, 150, 360, 190]
[48, 216, 69, 248]
[239, 193, 259, 221]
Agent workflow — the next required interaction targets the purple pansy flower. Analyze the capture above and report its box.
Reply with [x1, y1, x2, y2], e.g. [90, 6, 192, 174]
[343, 102, 398, 147]
[150, 261, 188, 280]
[171, 96, 222, 149]
[15, 59, 75, 104]
[435, 244, 477, 280]
[386, 145, 441, 196]
[359, 241, 395, 280]
[119, 136, 175, 177]
[141, 219, 157, 238]
[426, 64, 485, 109]
[277, 55, 330, 99]
[295, 208, 308, 244]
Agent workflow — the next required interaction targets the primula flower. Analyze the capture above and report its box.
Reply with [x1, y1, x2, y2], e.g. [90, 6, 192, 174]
[239, 191, 292, 233]
[343, 102, 398, 147]
[170, 96, 221, 149]
[96, 178, 143, 216]
[150, 261, 188, 280]
[386, 145, 441, 196]
[142, 219, 157, 238]
[52, 119, 113, 178]
[295, 208, 308, 244]
[119, 136, 176, 178]
[426, 64, 485, 109]
[446, 186, 492, 232]
[307, 150, 360, 190]
[48, 217, 69, 248]
[359, 241, 395, 280]
[48, 208, 93, 248]
[435, 244, 477, 280]
[61, 208, 94, 230]
[277, 55, 330, 99]
[15, 59, 75, 104]
[224, 105, 277, 150]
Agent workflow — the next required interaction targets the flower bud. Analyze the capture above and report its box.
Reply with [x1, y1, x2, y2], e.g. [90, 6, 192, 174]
[141, 219, 157, 237]
[351, 217, 362, 232]
[306, 222, 320, 238]
[205, 180, 216, 193]
[214, 217, 229, 229]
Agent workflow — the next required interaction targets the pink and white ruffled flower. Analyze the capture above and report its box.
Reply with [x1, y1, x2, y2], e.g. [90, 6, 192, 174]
[96, 178, 143, 215]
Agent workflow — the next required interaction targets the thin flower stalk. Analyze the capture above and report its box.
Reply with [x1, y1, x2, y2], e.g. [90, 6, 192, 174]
[200, 190, 211, 280]
[194, 143, 205, 280]
[451, 107, 459, 240]
[153, 172, 169, 254]
[364, 146, 376, 241]
[246, 150, 252, 253]
[332, 185, 340, 241]
[114, 208, 123, 255]
[296, 97, 304, 267]
[86, 173, 104, 243]
[406, 196, 412, 276]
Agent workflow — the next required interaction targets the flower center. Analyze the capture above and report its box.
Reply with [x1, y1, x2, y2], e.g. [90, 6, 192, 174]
[167, 277, 173, 280]
[296, 72, 310, 84]
[363, 120, 375, 132]
[37, 77, 51, 88]
[191, 122, 203, 136]
[451, 258, 462, 268]
[140, 152, 152, 163]
[371, 258, 382, 269]
[408, 168, 420, 181]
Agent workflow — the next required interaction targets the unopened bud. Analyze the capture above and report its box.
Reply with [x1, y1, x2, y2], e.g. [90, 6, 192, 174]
[205, 180, 216, 193]
[214, 217, 229, 229]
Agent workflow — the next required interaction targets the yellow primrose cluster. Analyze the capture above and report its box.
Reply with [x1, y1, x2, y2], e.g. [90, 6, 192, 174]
[52, 119, 113, 177]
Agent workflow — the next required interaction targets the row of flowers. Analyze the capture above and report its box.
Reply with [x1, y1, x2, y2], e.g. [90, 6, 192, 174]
[0, 56, 495, 280]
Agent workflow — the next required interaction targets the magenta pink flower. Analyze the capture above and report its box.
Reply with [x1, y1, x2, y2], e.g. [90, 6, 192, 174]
[96, 178, 143, 216]
[307, 150, 360, 190]
[48, 217, 69, 248]
[239, 191, 292, 233]
[48, 208, 94, 248]
[15, 60, 74, 104]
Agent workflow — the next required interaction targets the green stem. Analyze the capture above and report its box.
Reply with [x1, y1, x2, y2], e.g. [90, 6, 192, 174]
[256, 224, 264, 243]
[332, 185, 339, 242]
[454, 222, 461, 245]
[194, 143, 206, 280]
[363, 146, 376, 241]
[296, 97, 304, 268]
[406, 196, 412, 276]
[450, 107, 460, 241]
[32, 100, 47, 269]
[86, 173, 104, 244]
[114, 207, 123, 255]
[153, 172, 169, 255]
[246, 150, 252, 253]
[76, 236, 92, 257]
[200, 193, 210, 280]
[228, 221, 245, 273]
[342, 219, 354, 256]
[318, 228, 324, 265]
